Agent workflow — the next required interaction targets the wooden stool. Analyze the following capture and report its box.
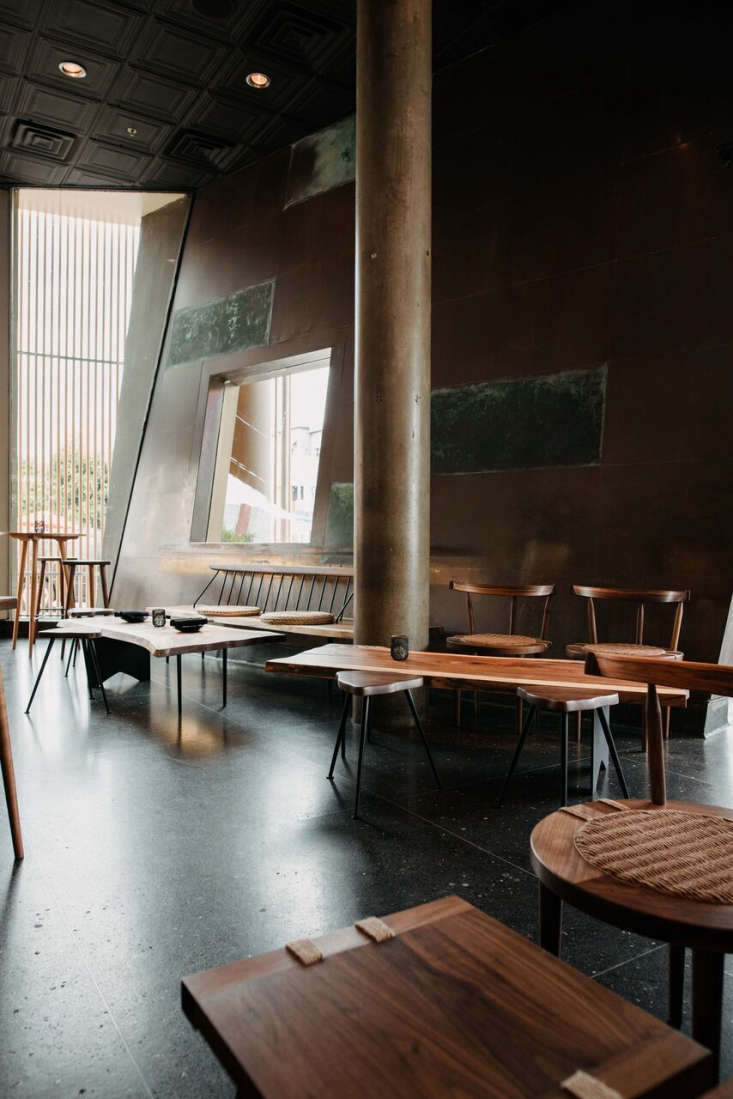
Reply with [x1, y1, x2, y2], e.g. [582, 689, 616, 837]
[499, 685, 628, 807]
[62, 558, 111, 613]
[32, 555, 66, 623]
[328, 671, 441, 818]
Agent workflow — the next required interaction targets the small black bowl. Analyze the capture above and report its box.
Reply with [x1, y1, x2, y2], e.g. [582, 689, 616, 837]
[170, 615, 206, 634]
[119, 610, 147, 623]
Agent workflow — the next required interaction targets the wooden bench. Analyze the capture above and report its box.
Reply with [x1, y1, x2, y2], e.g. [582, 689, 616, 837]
[165, 563, 354, 641]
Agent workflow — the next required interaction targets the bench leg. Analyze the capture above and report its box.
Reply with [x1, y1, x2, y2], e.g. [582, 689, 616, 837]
[405, 690, 440, 789]
[498, 703, 535, 806]
[354, 697, 371, 820]
[596, 708, 630, 798]
[177, 654, 182, 722]
[87, 640, 110, 715]
[669, 944, 685, 1028]
[25, 637, 55, 713]
[221, 649, 227, 708]
[328, 694, 350, 779]
[692, 949, 724, 1080]
[1, 671, 24, 859]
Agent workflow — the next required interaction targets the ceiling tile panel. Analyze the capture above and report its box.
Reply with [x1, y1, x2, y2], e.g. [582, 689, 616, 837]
[0, 24, 29, 75]
[26, 37, 120, 99]
[11, 119, 76, 160]
[186, 90, 272, 144]
[108, 64, 198, 121]
[77, 137, 152, 179]
[130, 19, 228, 85]
[91, 103, 172, 153]
[16, 81, 100, 130]
[154, 0, 268, 42]
[39, 1, 144, 61]
[144, 156, 213, 188]
[251, 2, 353, 71]
[0, 73, 19, 113]
[0, 149, 66, 183]
[0, 1, 43, 32]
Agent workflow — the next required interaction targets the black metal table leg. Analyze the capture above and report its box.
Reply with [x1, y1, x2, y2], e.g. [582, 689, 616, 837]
[354, 697, 371, 819]
[87, 640, 110, 715]
[590, 706, 611, 796]
[539, 882, 563, 956]
[222, 649, 227, 708]
[405, 690, 441, 789]
[498, 703, 535, 806]
[177, 654, 182, 721]
[25, 636, 55, 713]
[64, 638, 75, 677]
[81, 640, 94, 699]
[596, 708, 630, 797]
[328, 694, 351, 779]
[692, 948, 724, 1079]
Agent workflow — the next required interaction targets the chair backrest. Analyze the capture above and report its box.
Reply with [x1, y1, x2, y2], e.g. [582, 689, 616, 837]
[586, 652, 733, 808]
[449, 582, 555, 639]
[572, 585, 690, 651]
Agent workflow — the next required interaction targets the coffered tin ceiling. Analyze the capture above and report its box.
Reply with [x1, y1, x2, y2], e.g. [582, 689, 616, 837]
[0, 0, 562, 190]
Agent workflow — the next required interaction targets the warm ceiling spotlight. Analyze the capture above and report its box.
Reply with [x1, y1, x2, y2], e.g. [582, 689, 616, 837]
[58, 60, 87, 79]
[246, 71, 271, 89]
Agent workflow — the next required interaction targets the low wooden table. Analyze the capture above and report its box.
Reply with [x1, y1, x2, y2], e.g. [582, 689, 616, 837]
[181, 895, 714, 1098]
[27, 618, 283, 719]
[266, 644, 688, 796]
[1, 530, 81, 656]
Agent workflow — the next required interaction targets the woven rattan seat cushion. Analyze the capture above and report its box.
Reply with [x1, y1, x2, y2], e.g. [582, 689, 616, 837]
[196, 604, 260, 617]
[574, 808, 733, 904]
[261, 610, 335, 625]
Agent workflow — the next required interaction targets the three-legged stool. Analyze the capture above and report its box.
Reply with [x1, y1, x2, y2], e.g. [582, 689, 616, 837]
[328, 671, 441, 818]
[499, 686, 629, 807]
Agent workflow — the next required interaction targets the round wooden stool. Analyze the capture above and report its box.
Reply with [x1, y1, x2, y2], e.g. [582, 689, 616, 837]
[499, 686, 628, 807]
[328, 671, 441, 819]
[531, 799, 733, 1076]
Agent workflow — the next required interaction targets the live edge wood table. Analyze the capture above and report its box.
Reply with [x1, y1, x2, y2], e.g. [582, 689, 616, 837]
[181, 895, 714, 1098]
[27, 618, 283, 720]
[266, 644, 688, 796]
[1, 530, 81, 656]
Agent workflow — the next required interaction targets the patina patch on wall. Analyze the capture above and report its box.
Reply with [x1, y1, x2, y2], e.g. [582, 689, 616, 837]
[166, 280, 274, 368]
[431, 366, 607, 475]
[285, 115, 355, 208]
[326, 481, 354, 548]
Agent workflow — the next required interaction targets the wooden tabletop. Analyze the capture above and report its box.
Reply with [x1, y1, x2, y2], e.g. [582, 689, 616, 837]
[39, 618, 283, 658]
[1, 531, 81, 540]
[156, 605, 355, 640]
[181, 895, 713, 1098]
[531, 798, 733, 951]
[265, 643, 689, 706]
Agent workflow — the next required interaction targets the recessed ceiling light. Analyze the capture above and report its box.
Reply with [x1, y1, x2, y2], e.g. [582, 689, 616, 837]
[58, 60, 87, 79]
[126, 126, 138, 136]
[246, 71, 271, 89]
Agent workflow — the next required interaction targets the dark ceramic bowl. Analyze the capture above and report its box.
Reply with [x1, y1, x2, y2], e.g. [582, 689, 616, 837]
[170, 615, 206, 634]
[119, 610, 147, 623]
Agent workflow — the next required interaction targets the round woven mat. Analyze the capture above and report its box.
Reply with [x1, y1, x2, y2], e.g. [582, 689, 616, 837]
[261, 610, 335, 625]
[197, 604, 260, 617]
[574, 809, 733, 904]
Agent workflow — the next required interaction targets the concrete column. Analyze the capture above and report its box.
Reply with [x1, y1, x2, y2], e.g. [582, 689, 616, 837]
[354, 0, 432, 649]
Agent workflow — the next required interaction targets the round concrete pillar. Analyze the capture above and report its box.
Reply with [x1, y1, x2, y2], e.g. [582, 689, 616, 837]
[354, 0, 432, 650]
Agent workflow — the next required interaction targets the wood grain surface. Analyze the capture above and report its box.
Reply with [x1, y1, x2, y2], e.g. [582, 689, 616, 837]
[181, 896, 713, 1098]
[265, 644, 688, 705]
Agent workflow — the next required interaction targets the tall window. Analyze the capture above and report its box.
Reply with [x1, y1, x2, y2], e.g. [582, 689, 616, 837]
[207, 357, 330, 544]
[11, 189, 180, 605]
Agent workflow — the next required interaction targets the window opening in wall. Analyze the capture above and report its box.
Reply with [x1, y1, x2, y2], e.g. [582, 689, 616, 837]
[208, 356, 330, 544]
[11, 188, 184, 607]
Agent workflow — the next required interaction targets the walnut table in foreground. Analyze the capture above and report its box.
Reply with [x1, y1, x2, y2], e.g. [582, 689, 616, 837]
[182, 895, 713, 1098]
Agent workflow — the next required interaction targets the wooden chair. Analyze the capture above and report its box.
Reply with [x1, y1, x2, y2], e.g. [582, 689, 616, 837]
[531, 653, 733, 1078]
[328, 671, 440, 818]
[1, 667, 23, 859]
[567, 585, 690, 738]
[31, 555, 66, 625]
[447, 581, 555, 725]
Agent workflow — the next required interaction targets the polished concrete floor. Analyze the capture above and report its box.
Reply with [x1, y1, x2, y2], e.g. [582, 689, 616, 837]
[1, 638, 732, 1097]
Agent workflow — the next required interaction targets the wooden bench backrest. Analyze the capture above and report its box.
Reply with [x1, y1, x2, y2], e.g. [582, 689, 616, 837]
[194, 564, 354, 621]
